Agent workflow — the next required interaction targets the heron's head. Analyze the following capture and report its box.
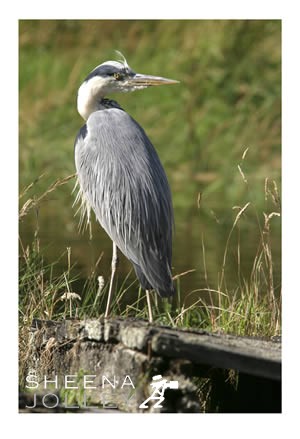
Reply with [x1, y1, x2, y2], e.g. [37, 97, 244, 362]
[77, 52, 179, 120]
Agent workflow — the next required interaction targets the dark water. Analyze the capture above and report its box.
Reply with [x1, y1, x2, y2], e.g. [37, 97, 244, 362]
[19, 192, 281, 306]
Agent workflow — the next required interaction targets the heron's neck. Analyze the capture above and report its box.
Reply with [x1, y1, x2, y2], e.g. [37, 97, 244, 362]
[77, 80, 102, 120]
[77, 78, 122, 120]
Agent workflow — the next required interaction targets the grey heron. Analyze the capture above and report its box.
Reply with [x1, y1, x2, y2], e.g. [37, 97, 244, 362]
[74, 52, 178, 322]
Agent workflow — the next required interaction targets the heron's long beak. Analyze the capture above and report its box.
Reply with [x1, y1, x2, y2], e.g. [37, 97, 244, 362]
[130, 73, 179, 87]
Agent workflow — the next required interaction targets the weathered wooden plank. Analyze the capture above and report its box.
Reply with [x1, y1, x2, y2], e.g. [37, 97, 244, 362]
[150, 331, 281, 381]
[24, 318, 281, 413]
[27, 318, 202, 412]
[31, 317, 281, 380]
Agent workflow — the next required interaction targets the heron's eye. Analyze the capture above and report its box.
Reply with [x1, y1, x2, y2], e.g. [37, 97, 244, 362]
[113, 72, 123, 81]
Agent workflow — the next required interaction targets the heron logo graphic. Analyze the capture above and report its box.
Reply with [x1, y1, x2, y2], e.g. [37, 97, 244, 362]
[139, 375, 179, 409]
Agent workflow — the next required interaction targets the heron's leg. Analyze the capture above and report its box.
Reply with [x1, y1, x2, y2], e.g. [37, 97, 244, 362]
[105, 242, 118, 318]
[146, 290, 153, 323]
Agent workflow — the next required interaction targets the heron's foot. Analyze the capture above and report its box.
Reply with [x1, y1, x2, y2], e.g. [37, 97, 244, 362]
[105, 242, 118, 318]
[146, 290, 153, 323]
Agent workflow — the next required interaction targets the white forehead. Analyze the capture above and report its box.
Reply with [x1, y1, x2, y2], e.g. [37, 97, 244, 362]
[92, 56, 130, 73]
[88, 52, 131, 76]
[95, 60, 124, 70]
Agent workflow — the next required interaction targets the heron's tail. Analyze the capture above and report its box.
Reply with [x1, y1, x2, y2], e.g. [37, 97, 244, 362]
[157, 284, 176, 298]
[133, 263, 176, 298]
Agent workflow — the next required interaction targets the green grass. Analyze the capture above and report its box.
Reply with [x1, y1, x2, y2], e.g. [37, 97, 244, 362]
[19, 171, 281, 337]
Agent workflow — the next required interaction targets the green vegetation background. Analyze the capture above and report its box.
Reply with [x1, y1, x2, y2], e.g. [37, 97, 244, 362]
[19, 19, 280, 200]
[19, 20, 281, 312]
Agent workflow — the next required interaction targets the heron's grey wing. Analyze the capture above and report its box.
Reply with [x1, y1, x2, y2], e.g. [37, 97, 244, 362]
[75, 108, 174, 296]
